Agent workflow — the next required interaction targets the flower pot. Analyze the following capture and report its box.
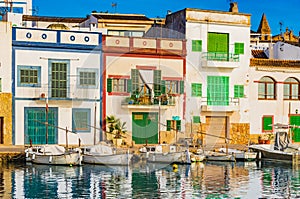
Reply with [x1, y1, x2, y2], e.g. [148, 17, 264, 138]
[264, 140, 271, 144]
[258, 140, 264, 144]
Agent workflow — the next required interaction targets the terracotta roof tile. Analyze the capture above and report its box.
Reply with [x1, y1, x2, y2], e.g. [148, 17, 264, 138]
[252, 50, 268, 58]
[22, 15, 87, 23]
[250, 58, 300, 68]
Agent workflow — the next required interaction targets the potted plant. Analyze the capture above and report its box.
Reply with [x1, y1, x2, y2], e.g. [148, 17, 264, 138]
[265, 133, 274, 144]
[105, 115, 127, 147]
[258, 135, 264, 144]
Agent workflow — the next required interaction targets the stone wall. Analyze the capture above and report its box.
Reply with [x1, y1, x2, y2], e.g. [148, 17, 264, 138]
[229, 123, 250, 144]
[0, 93, 12, 145]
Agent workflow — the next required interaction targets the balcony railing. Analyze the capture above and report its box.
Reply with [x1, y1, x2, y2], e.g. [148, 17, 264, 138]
[200, 97, 240, 112]
[202, 52, 240, 62]
[121, 94, 176, 109]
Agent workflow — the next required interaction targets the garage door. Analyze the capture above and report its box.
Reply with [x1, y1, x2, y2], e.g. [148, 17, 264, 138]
[205, 116, 227, 146]
[132, 112, 158, 144]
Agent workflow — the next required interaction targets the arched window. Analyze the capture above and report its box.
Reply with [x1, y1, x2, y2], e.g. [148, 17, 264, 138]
[258, 76, 276, 100]
[284, 77, 300, 100]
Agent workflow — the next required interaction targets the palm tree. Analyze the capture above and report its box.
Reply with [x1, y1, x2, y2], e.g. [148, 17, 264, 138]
[105, 115, 127, 140]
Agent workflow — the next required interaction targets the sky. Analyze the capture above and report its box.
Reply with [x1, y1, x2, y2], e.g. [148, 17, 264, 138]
[32, 0, 300, 35]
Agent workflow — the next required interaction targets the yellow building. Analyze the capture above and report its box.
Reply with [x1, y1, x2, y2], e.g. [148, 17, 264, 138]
[0, 22, 12, 145]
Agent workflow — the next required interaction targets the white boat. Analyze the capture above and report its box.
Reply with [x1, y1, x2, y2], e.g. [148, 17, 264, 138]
[28, 145, 82, 166]
[139, 144, 191, 164]
[190, 148, 206, 162]
[219, 148, 257, 161]
[248, 127, 300, 163]
[205, 150, 236, 162]
[82, 143, 133, 165]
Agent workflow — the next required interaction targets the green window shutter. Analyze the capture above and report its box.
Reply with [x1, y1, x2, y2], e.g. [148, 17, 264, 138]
[263, 116, 273, 131]
[0, 78, 2, 92]
[131, 69, 139, 95]
[193, 116, 201, 123]
[208, 32, 229, 53]
[234, 42, 244, 55]
[107, 78, 112, 92]
[161, 80, 166, 94]
[207, 76, 229, 106]
[234, 85, 244, 98]
[167, 120, 172, 131]
[176, 120, 181, 131]
[153, 70, 162, 96]
[192, 40, 202, 52]
[180, 80, 184, 94]
[127, 79, 132, 93]
[192, 83, 202, 97]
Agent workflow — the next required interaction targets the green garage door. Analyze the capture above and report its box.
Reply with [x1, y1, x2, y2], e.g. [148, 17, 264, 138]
[132, 112, 158, 144]
[290, 115, 300, 142]
[24, 107, 58, 145]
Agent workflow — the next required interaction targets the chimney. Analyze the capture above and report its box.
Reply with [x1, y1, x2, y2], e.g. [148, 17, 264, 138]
[229, 2, 239, 13]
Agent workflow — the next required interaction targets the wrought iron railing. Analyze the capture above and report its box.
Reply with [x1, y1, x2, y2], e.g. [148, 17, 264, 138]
[202, 52, 240, 62]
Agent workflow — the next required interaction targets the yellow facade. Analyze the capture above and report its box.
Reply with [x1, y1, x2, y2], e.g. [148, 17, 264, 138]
[0, 93, 12, 145]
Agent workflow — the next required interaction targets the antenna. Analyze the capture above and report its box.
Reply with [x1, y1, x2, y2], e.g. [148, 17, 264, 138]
[30, 6, 39, 15]
[279, 21, 284, 41]
[111, 2, 117, 13]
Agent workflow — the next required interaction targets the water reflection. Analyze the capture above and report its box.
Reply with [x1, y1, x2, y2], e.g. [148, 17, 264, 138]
[1, 161, 300, 198]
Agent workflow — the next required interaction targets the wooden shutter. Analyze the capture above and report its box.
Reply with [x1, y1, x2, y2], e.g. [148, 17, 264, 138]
[207, 76, 229, 106]
[234, 42, 244, 54]
[192, 40, 202, 52]
[192, 83, 202, 97]
[176, 120, 181, 131]
[167, 120, 171, 131]
[127, 79, 132, 93]
[161, 80, 166, 94]
[107, 78, 112, 92]
[234, 85, 244, 98]
[131, 69, 139, 95]
[180, 80, 184, 94]
[153, 70, 161, 96]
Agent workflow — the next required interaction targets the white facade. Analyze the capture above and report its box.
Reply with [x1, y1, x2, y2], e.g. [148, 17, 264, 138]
[12, 27, 102, 146]
[249, 42, 300, 139]
[165, 8, 252, 144]
[0, 22, 12, 92]
[103, 35, 186, 144]
[0, 0, 32, 16]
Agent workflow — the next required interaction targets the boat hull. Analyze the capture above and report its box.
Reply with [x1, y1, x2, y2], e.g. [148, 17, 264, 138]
[82, 153, 133, 165]
[235, 152, 257, 161]
[248, 144, 300, 162]
[205, 152, 236, 162]
[31, 152, 82, 166]
[147, 152, 185, 164]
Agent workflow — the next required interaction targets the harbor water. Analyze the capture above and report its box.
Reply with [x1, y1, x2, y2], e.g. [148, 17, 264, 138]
[1, 160, 300, 199]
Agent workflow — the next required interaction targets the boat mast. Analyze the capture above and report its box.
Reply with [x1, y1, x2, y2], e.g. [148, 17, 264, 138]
[45, 97, 49, 144]
[94, 99, 97, 145]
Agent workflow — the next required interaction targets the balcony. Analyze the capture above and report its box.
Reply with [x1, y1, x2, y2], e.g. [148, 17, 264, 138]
[200, 97, 240, 112]
[121, 94, 176, 110]
[201, 52, 240, 68]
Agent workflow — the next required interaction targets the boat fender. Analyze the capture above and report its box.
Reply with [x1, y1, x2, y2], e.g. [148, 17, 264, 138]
[32, 154, 35, 160]
[172, 164, 178, 170]
[26, 152, 29, 158]
[49, 156, 52, 163]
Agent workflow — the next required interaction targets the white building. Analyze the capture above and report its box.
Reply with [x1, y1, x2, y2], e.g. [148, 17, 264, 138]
[164, 3, 252, 145]
[102, 35, 186, 145]
[0, 0, 32, 16]
[249, 42, 300, 142]
[12, 27, 102, 146]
